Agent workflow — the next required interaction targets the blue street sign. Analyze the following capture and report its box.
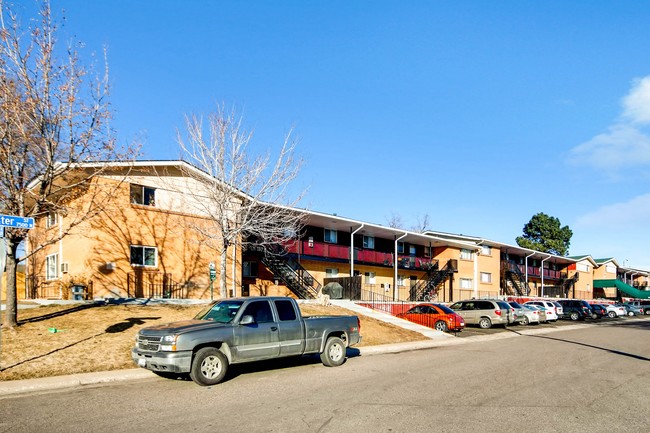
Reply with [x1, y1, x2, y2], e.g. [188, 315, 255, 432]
[0, 214, 35, 229]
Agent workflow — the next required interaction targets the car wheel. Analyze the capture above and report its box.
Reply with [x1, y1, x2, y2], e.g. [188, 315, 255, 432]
[478, 317, 492, 329]
[608, 311, 616, 318]
[190, 347, 228, 386]
[520, 316, 529, 326]
[434, 320, 449, 332]
[570, 312, 579, 321]
[628, 311, 634, 316]
[320, 336, 346, 367]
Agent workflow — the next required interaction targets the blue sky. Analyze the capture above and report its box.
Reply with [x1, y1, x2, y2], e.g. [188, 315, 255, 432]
[18, 0, 650, 269]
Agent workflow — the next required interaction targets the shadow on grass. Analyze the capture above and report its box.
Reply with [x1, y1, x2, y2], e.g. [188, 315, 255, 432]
[17, 303, 103, 325]
[105, 317, 161, 333]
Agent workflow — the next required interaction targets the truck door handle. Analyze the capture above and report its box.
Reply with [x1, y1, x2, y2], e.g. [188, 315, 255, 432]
[270, 326, 278, 331]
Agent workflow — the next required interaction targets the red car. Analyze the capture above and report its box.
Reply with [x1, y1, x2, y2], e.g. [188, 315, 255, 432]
[397, 303, 465, 332]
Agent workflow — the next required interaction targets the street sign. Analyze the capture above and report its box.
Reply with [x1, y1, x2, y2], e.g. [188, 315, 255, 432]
[0, 214, 34, 229]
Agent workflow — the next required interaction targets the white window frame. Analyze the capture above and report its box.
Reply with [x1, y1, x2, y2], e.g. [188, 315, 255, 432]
[45, 253, 59, 280]
[130, 245, 158, 267]
[577, 263, 590, 273]
[480, 272, 492, 283]
[46, 212, 58, 229]
[362, 235, 375, 249]
[325, 268, 339, 278]
[460, 249, 473, 260]
[364, 271, 376, 284]
[397, 242, 405, 254]
[481, 245, 492, 256]
[130, 184, 156, 206]
[397, 274, 406, 287]
[460, 278, 473, 289]
[324, 229, 337, 244]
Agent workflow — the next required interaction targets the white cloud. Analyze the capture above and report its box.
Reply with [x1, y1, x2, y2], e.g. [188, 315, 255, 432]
[622, 76, 650, 125]
[569, 75, 650, 172]
[569, 123, 650, 170]
[574, 193, 650, 228]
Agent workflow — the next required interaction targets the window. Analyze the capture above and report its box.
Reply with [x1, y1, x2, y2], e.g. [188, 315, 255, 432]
[362, 235, 375, 249]
[460, 249, 473, 260]
[243, 261, 258, 277]
[130, 245, 157, 267]
[577, 263, 590, 273]
[274, 300, 297, 321]
[397, 242, 405, 254]
[130, 184, 156, 206]
[481, 245, 492, 256]
[325, 268, 339, 278]
[46, 212, 58, 229]
[364, 272, 376, 284]
[460, 278, 473, 289]
[242, 300, 274, 323]
[46, 254, 58, 280]
[424, 246, 432, 257]
[397, 274, 405, 287]
[605, 264, 616, 274]
[324, 229, 337, 244]
[480, 272, 492, 283]
[409, 246, 416, 256]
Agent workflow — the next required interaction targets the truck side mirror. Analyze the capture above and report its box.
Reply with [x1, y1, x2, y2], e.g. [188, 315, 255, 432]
[240, 315, 255, 325]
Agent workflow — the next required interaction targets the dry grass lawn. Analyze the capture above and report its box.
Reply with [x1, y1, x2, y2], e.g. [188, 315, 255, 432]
[0, 301, 427, 382]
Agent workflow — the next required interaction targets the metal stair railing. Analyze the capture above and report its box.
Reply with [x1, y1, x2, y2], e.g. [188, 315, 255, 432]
[505, 261, 531, 296]
[252, 243, 321, 299]
[409, 259, 456, 301]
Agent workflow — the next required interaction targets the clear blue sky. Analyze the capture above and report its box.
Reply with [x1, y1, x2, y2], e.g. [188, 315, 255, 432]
[19, 0, 650, 269]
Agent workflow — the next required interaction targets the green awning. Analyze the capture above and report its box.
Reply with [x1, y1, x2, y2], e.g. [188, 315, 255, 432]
[594, 279, 650, 299]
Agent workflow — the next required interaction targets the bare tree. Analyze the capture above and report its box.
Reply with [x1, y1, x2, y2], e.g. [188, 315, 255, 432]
[386, 211, 405, 229]
[176, 105, 306, 298]
[0, 1, 137, 327]
[411, 213, 430, 233]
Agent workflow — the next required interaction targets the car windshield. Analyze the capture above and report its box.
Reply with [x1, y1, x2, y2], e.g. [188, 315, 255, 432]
[509, 302, 523, 308]
[194, 300, 244, 323]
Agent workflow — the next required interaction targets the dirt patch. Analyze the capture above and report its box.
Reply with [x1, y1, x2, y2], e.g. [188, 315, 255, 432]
[0, 301, 427, 381]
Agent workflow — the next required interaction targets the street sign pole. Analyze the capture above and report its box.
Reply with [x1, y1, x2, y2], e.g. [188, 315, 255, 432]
[209, 262, 216, 301]
[1, 227, 6, 368]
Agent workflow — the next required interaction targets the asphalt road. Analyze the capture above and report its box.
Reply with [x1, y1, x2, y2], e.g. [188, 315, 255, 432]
[1, 319, 648, 433]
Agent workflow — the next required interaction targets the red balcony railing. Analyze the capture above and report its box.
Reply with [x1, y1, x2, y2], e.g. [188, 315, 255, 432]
[283, 240, 434, 270]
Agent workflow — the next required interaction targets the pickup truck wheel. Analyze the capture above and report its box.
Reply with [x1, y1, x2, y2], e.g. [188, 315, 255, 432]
[320, 336, 346, 367]
[190, 347, 228, 386]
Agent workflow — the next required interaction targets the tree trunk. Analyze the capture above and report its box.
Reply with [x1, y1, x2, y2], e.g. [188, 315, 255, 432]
[220, 246, 227, 298]
[3, 239, 19, 328]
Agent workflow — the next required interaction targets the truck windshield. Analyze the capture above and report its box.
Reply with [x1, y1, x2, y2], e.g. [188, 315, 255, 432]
[194, 300, 244, 323]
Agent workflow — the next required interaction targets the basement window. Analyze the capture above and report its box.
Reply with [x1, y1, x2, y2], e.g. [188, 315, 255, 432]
[130, 245, 157, 267]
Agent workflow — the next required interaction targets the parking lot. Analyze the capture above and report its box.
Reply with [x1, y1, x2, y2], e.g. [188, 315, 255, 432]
[453, 314, 649, 338]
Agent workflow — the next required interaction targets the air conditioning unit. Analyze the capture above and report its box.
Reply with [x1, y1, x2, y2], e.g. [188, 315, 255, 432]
[105, 262, 116, 271]
[60, 262, 69, 273]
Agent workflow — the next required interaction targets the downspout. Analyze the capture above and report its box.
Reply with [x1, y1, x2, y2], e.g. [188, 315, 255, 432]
[623, 271, 629, 285]
[540, 254, 551, 297]
[231, 239, 237, 297]
[474, 240, 484, 298]
[524, 252, 535, 286]
[350, 224, 364, 277]
[394, 232, 408, 301]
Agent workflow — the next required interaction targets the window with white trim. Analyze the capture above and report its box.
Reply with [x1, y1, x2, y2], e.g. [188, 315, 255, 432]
[362, 235, 375, 249]
[605, 264, 616, 274]
[325, 268, 339, 278]
[481, 245, 492, 256]
[130, 245, 157, 267]
[460, 278, 473, 289]
[364, 272, 376, 284]
[409, 246, 416, 256]
[130, 184, 156, 206]
[324, 229, 337, 244]
[397, 242, 405, 254]
[46, 212, 58, 229]
[397, 274, 405, 287]
[480, 272, 492, 283]
[46, 253, 59, 280]
[577, 263, 590, 273]
[460, 249, 473, 260]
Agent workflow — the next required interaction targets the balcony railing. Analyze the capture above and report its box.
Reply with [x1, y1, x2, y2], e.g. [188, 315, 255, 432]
[509, 263, 561, 280]
[283, 240, 434, 270]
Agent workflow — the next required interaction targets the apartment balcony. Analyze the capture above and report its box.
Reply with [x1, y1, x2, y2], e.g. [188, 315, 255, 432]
[283, 240, 433, 270]
[511, 263, 562, 280]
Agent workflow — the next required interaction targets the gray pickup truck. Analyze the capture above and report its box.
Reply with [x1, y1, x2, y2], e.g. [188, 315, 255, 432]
[132, 296, 361, 386]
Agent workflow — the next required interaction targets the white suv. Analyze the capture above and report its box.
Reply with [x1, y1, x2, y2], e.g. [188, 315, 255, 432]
[524, 300, 559, 321]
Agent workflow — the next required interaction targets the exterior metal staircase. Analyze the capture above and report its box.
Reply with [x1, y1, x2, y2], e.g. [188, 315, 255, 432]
[561, 272, 579, 297]
[503, 261, 531, 296]
[409, 259, 457, 301]
[252, 244, 321, 299]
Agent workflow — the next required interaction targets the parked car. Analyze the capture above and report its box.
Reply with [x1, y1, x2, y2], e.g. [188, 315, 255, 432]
[551, 301, 564, 317]
[625, 300, 650, 315]
[526, 304, 548, 323]
[557, 299, 594, 321]
[496, 300, 517, 324]
[132, 296, 361, 386]
[518, 303, 541, 325]
[524, 300, 559, 321]
[449, 299, 510, 329]
[507, 301, 528, 325]
[589, 304, 607, 319]
[602, 303, 626, 318]
[397, 303, 465, 332]
[623, 303, 643, 316]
